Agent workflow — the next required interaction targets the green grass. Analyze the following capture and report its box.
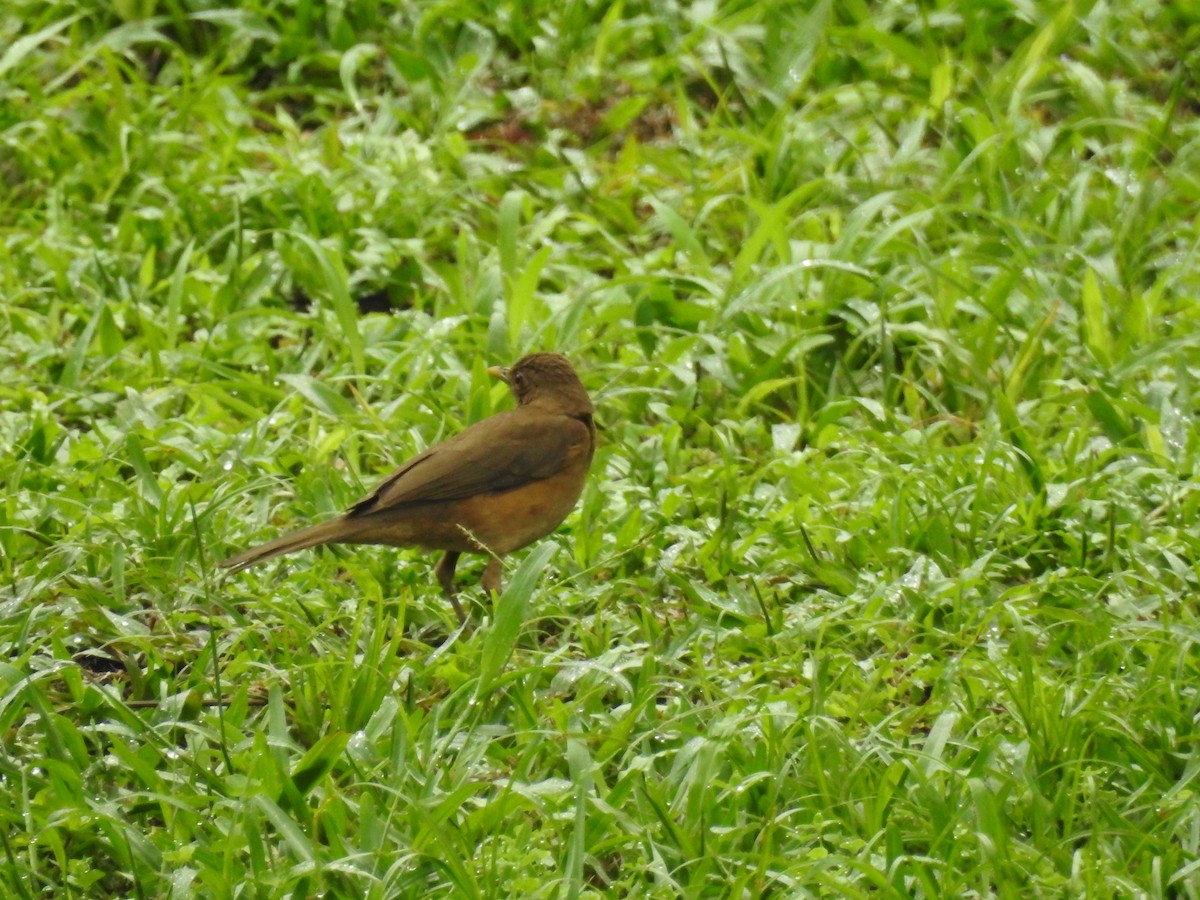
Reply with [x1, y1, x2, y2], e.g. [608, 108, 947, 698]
[3, 0, 1200, 896]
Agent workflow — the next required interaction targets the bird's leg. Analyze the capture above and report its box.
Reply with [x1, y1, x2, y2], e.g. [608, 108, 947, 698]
[481, 557, 504, 596]
[435, 551, 466, 623]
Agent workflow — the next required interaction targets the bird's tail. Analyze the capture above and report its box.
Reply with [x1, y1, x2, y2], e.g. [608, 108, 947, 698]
[218, 518, 353, 573]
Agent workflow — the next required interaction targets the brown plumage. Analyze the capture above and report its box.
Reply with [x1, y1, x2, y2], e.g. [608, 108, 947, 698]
[219, 352, 595, 621]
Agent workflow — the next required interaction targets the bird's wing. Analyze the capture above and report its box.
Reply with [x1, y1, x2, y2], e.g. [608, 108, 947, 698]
[347, 408, 591, 516]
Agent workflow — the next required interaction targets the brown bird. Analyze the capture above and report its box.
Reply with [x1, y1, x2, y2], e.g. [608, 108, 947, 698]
[219, 352, 595, 622]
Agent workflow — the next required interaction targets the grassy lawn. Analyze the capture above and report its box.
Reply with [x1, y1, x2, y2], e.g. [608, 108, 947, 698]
[3, 0, 1199, 896]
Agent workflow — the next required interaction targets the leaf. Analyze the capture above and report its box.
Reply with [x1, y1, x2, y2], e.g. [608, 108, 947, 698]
[476, 542, 558, 698]
[736, 376, 802, 416]
[0, 15, 80, 79]
[338, 43, 379, 109]
[1004, 301, 1058, 404]
[290, 732, 350, 797]
[730, 184, 823, 290]
[1080, 268, 1112, 367]
[995, 390, 1044, 495]
[507, 244, 552, 346]
[278, 373, 356, 418]
[564, 734, 592, 900]
[253, 795, 314, 862]
[647, 199, 710, 272]
[60, 292, 107, 388]
[858, 26, 931, 78]
[289, 231, 365, 377]
[1085, 389, 1136, 447]
[930, 59, 953, 107]
[498, 189, 525, 284]
[921, 710, 959, 776]
[97, 303, 123, 357]
[125, 432, 162, 504]
[165, 239, 194, 351]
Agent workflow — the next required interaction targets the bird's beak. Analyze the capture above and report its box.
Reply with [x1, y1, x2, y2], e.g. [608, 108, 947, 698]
[486, 365, 510, 383]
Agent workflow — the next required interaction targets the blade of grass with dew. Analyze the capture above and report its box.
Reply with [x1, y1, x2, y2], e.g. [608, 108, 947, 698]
[475, 542, 558, 699]
[289, 231, 365, 378]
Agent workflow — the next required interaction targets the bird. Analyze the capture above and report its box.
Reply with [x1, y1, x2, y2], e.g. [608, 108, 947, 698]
[219, 352, 595, 622]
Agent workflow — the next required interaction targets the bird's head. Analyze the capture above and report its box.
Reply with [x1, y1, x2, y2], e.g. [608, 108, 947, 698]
[488, 352, 592, 415]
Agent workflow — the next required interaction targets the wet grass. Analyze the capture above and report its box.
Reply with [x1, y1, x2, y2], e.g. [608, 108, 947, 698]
[2, 0, 1199, 896]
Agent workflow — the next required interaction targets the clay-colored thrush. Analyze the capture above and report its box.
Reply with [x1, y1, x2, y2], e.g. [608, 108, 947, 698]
[219, 352, 595, 621]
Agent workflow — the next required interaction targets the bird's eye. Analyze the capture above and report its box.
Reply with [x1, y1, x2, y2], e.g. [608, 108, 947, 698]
[513, 371, 526, 387]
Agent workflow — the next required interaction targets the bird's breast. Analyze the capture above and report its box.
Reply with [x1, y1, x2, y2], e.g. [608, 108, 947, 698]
[450, 458, 590, 555]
